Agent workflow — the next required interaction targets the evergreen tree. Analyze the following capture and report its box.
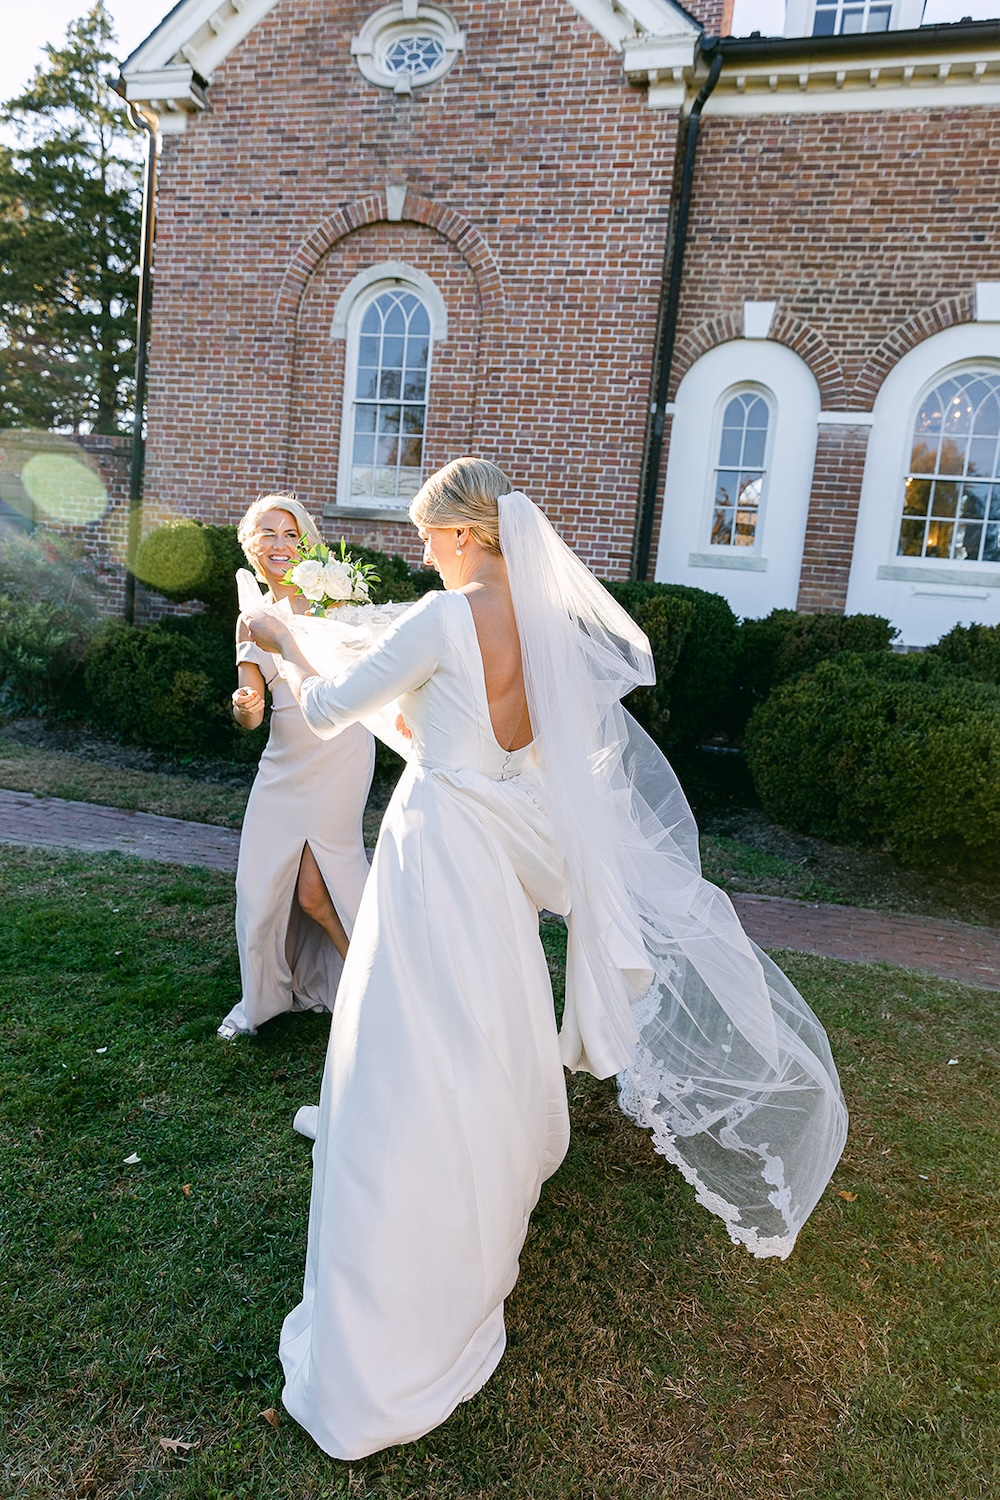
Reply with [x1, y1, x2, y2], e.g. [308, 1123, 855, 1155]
[0, 3, 143, 434]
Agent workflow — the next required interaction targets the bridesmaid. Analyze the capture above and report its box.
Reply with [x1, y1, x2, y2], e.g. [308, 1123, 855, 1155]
[216, 493, 375, 1041]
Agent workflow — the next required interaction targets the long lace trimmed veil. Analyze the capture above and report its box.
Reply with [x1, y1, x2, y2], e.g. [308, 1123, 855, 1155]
[498, 492, 848, 1260]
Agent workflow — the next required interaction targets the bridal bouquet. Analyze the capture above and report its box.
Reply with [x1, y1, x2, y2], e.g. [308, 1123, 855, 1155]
[282, 537, 380, 615]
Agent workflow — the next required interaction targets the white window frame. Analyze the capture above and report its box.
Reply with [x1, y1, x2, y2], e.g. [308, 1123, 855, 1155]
[784, 0, 923, 36]
[846, 328, 1000, 646]
[703, 383, 775, 557]
[893, 366, 1000, 570]
[332, 265, 447, 515]
[351, 2, 465, 95]
[654, 339, 820, 619]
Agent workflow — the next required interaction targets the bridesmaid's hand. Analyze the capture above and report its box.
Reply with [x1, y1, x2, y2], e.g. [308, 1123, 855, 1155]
[233, 685, 264, 722]
[243, 611, 291, 655]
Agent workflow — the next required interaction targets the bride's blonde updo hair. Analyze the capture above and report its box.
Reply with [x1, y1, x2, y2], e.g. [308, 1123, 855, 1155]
[408, 457, 512, 554]
[237, 492, 323, 581]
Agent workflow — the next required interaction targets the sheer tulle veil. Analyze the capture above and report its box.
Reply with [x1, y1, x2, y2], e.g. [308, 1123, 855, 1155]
[498, 490, 848, 1259]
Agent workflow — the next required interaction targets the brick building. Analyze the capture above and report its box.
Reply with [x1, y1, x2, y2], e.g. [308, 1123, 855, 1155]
[119, 0, 1000, 644]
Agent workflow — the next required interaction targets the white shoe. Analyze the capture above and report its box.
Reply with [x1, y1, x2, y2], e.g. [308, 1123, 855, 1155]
[293, 1105, 319, 1141]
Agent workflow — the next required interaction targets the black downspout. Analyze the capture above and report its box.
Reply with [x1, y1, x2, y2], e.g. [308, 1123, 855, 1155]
[123, 101, 157, 625]
[632, 39, 723, 581]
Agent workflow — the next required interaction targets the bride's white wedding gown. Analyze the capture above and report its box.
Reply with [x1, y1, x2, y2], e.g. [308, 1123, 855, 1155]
[277, 573, 847, 1459]
[280, 589, 574, 1458]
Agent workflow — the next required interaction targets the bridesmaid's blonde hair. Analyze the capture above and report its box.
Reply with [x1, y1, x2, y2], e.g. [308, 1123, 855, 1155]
[409, 458, 511, 554]
[237, 492, 323, 581]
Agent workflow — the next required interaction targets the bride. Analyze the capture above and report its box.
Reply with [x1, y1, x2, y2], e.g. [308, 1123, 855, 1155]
[245, 458, 848, 1461]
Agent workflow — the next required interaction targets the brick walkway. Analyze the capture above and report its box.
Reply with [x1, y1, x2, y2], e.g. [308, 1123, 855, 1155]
[2, 788, 998, 991]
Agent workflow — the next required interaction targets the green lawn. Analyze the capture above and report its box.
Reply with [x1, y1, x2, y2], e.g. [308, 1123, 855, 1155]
[1, 847, 997, 1499]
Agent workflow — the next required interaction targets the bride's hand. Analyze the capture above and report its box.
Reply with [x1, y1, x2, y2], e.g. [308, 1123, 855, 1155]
[395, 713, 412, 741]
[243, 612, 291, 655]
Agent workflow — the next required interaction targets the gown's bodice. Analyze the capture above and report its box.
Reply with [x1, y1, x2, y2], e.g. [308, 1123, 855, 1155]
[302, 590, 535, 782]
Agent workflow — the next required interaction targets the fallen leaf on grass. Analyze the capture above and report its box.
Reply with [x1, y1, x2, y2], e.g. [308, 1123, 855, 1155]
[259, 1407, 280, 1429]
[181, 1183, 191, 1197]
[839, 1191, 858, 1201]
[123, 1152, 141, 1165]
[158, 1437, 197, 1455]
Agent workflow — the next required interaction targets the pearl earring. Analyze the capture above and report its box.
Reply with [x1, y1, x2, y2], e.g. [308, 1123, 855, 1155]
[455, 545, 463, 556]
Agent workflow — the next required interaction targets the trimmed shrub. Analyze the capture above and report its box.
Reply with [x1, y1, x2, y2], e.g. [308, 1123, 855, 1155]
[602, 581, 739, 748]
[745, 651, 1000, 868]
[0, 529, 105, 714]
[601, 582, 696, 746]
[927, 621, 1000, 686]
[83, 615, 262, 757]
[133, 520, 245, 620]
[734, 608, 896, 730]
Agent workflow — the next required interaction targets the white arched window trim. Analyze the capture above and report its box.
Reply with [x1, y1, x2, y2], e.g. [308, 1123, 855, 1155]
[697, 382, 776, 563]
[846, 326, 1000, 646]
[654, 339, 820, 620]
[333, 266, 446, 515]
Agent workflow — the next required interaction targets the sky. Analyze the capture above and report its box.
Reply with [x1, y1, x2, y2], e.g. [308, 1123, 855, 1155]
[0, 0, 997, 105]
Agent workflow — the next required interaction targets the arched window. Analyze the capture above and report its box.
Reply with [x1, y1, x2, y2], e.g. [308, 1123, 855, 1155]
[896, 370, 1000, 566]
[336, 277, 439, 509]
[709, 390, 771, 549]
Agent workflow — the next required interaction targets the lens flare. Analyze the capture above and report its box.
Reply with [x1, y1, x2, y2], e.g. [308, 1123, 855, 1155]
[22, 451, 108, 525]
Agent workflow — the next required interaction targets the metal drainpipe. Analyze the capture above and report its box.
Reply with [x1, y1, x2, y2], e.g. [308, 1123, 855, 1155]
[122, 100, 158, 624]
[632, 39, 723, 582]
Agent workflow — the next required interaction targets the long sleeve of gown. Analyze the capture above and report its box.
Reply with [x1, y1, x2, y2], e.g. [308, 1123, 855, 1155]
[299, 591, 445, 740]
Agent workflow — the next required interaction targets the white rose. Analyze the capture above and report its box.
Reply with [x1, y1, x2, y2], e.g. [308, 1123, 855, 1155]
[352, 576, 371, 602]
[290, 559, 326, 600]
[321, 560, 354, 601]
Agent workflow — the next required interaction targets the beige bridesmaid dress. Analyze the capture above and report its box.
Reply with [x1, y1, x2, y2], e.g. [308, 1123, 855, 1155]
[217, 633, 375, 1038]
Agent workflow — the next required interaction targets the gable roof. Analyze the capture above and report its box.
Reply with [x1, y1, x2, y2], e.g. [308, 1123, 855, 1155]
[118, 0, 700, 131]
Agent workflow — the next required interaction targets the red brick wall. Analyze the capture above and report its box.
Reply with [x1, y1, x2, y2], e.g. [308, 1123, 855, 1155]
[661, 105, 1000, 608]
[796, 424, 871, 613]
[681, 0, 731, 34]
[143, 0, 681, 578]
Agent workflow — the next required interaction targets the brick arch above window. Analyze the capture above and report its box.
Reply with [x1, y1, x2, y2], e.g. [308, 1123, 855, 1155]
[851, 294, 976, 410]
[672, 310, 847, 409]
[273, 190, 505, 335]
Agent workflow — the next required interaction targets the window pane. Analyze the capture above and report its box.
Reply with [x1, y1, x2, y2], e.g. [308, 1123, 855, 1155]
[897, 519, 925, 556]
[984, 523, 1000, 562]
[957, 523, 983, 561]
[382, 337, 405, 369]
[712, 506, 735, 546]
[347, 288, 432, 504]
[718, 431, 742, 468]
[355, 368, 378, 401]
[709, 393, 768, 548]
[990, 488, 1000, 521]
[930, 481, 958, 519]
[961, 486, 988, 520]
[896, 370, 1000, 561]
[742, 427, 766, 469]
[968, 435, 997, 477]
[925, 521, 953, 558]
[902, 477, 931, 517]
